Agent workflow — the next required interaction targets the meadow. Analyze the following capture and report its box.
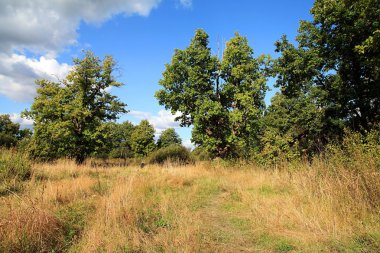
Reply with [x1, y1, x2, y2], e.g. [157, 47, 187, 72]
[1, 137, 379, 253]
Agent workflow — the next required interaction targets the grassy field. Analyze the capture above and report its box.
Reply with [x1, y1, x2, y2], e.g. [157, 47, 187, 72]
[1, 153, 380, 252]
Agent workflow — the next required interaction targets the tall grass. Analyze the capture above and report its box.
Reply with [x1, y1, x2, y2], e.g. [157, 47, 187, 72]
[0, 130, 379, 252]
[0, 149, 31, 195]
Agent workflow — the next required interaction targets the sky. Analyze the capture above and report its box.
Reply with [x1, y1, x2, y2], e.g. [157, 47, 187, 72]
[0, 0, 314, 148]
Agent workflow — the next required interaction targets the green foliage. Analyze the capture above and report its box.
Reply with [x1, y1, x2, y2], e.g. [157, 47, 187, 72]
[259, 92, 325, 162]
[23, 51, 127, 164]
[157, 128, 181, 148]
[325, 128, 380, 172]
[156, 29, 268, 158]
[0, 149, 32, 195]
[94, 121, 135, 159]
[220, 33, 268, 158]
[0, 114, 31, 148]
[148, 144, 193, 165]
[309, 0, 380, 130]
[0, 115, 18, 148]
[131, 120, 156, 157]
[260, 0, 380, 161]
[56, 201, 94, 250]
[191, 146, 212, 161]
[155, 29, 218, 127]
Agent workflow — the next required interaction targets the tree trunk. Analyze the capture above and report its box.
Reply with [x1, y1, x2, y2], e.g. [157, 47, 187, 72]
[75, 154, 86, 165]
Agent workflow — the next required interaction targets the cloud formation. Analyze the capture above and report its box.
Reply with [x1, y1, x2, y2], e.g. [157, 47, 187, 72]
[0, 0, 162, 54]
[0, 0, 162, 101]
[129, 110, 181, 134]
[0, 54, 71, 101]
[0, 113, 34, 129]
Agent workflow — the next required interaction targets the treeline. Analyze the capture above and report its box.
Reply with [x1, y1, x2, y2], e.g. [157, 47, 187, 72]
[89, 120, 183, 160]
[0, 52, 189, 164]
[0, 113, 185, 163]
[1, 0, 379, 164]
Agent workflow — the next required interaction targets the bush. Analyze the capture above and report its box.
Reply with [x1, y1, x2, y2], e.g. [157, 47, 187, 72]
[191, 146, 211, 161]
[148, 144, 193, 165]
[0, 149, 32, 195]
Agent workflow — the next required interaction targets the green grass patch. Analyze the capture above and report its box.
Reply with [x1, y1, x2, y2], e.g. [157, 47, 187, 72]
[228, 217, 252, 231]
[137, 208, 172, 234]
[247, 184, 291, 197]
[190, 177, 223, 210]
[91, 179, 111, 196]
[256, 233, 296, 253]
[55, 201, 95, 251]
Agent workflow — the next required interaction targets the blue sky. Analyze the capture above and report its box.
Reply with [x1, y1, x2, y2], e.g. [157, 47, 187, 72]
[0, 0, 314, 147]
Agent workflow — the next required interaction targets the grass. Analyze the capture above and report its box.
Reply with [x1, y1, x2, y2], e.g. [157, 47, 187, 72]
[0, 139, 379, 252]
[0, 149, 31, 196]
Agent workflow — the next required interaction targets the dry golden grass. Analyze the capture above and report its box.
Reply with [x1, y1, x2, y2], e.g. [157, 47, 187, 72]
[0, 156, 379, 252]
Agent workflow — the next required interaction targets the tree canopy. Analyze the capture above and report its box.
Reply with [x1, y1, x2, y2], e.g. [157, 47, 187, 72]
[260, 0, 380, 160]
[0, 115, 32, 148]
[131, 120, 156, 157]
[156, 29, 269, 158]
[157, 128, 182, 148]
[23, 51, 127, 164]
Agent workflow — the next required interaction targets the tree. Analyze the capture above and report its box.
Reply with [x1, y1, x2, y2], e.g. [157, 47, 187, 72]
[260, 92, 325, 161]
[0, 114, 19, 147]
[260, 35, 330, 159]
[299, 0, 380, 131]
[94, 121, 135, 159]
[157, 128, 182, 148]
[220, 33, 268, 157]
[131, 120, 156, 157]
[109, 121, 135, 159]
[156, 29, 268, 158]
[156, 29, 218, 127]
[23, 51, 127, 164]
[263, 0, 380, 160]
[0, 114, 31, 148]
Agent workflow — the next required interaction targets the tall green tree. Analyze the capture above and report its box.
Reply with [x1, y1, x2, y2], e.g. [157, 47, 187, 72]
[220, 33, 268, 157]
[261, 35, 329, 159]
[156, 29, 218, 127]
[156, 29, 268, 158]
[23, 51, 127, 164]
[301, 0, 380, 130]
[263, 0, 380, 160]
[131, 120, 156, 157]
[157, 128, 182, 148]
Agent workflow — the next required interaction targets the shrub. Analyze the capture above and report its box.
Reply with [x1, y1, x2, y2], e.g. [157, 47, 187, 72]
[0, 149, 32, 195]
[148, 144, 193, 165]
[191, 146, 211, 161]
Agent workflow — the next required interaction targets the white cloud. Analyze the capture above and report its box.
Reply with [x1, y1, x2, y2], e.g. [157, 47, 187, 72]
[0, 0, 161, 101]
[183, 139, 194, 150]
[129, 110, 181, 134]
[2, 113, 34, 129]
[179, 0, 192, 8]
[0, 0, 162, 54]
[0, 53, 71, 101]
